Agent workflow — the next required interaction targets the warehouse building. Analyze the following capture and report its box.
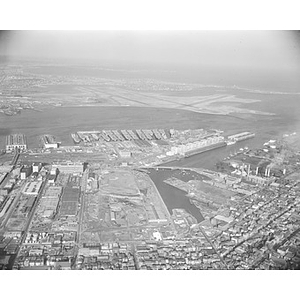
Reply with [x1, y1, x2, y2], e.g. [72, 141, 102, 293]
[22, 181, 43, 195]
[6, 134, 27, 153]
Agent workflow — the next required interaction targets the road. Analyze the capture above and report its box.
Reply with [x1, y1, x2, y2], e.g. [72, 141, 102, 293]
[0, 180, 28, 230]
[10, 151, 20, 166]
[0, 150, 22, 229]
[130, 243, 140, 270]
[73, 168, 89, 260]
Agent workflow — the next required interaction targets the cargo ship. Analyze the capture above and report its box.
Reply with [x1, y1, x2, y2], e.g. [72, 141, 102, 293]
[227, 132, 255, 143]
[184, 141, 227, 158]
[71, 133, 81, 144]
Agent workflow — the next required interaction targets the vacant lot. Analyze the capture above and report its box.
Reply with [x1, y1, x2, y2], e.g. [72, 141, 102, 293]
[100, 170, 140, 196]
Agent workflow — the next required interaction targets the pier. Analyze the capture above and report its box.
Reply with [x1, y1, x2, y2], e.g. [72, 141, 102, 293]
[140, 166, 220, 180]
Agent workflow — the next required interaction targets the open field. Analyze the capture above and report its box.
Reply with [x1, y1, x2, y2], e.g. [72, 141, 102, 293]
[99, 170, 140, 196]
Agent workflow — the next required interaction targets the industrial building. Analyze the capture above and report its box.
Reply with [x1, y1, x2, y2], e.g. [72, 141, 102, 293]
[32, 163, 42, 173]
[246, 174, 274, 186]
[20, 165, 32, 180]
[48, 174, 57, 184]
[167, 135, 225, 156]
[22, 181, 43, 195]
[41, 135, 59, 149]
[6, 134, 27, 153]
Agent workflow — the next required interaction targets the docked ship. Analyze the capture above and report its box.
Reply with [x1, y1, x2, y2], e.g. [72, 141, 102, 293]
[227, 132, 255, 143]
[226, 140, 236, 146]
[71, 133, 81, 144]
[184, 141, 227, 158]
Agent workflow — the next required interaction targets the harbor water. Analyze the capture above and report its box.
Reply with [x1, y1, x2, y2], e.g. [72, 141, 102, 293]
[147, 168, 207, 223]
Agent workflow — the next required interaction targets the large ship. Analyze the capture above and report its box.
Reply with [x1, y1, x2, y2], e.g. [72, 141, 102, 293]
[71, 133, 81, 144]
[184, 141, 227, 158]
[227, 132, 255, 143]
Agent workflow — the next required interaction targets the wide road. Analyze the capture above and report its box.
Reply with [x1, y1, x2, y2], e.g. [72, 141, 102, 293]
[73, 169, 89, 251]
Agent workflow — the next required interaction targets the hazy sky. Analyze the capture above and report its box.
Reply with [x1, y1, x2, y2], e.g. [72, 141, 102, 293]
[0, 31, 300, 72]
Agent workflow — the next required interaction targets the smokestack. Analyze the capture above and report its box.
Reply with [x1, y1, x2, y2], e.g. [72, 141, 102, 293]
[268, 168, 271, 177]
[265, 168, 268, 177]
[256, 167, 258, 175]
[283, 169, 286, 175]
[247, 164, 250, 176]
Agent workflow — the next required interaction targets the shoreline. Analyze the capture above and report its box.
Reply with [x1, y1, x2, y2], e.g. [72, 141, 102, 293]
[145, 172, 175, 229]
[57, 104, 275, 117]
[22, 64, 300, 95]
[147, 168, 205, 223]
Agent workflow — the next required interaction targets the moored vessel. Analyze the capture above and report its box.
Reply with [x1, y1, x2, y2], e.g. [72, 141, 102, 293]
[71, 133, 81, 144]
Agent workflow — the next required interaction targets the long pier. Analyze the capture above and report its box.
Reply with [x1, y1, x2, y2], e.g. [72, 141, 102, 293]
[139, 166, 219, 180]
[141, 166, 202, 172]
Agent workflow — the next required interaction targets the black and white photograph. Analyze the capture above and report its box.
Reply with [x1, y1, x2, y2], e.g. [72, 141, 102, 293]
[0, 1, 299, 298]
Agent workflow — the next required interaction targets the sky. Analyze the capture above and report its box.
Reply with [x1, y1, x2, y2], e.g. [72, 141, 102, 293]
[0, 31, 300, 72]
[0, 30, 300, 92]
